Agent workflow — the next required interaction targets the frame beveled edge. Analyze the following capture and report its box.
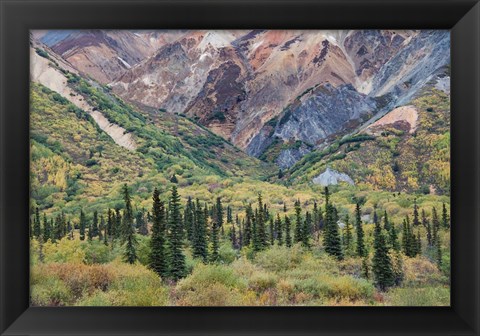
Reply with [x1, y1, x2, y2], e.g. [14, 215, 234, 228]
[0, 0, 479, 335]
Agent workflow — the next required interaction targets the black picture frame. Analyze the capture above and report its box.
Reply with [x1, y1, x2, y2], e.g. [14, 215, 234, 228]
[1, 0, 479, 335]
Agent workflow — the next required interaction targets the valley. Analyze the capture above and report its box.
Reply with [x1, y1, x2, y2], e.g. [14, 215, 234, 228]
[29, 30, 451, 306]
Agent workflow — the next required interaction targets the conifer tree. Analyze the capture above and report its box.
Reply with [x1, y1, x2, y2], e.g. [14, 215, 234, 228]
[149, 188, 168, 277]
[244, 204, 253, 246]
[230, 216, 238, 249]
[33, 207, 41, 238]
[184, 197, 194, 241]
[210, 197, 222, 262]
[412, 198, 420, 226]
[238, 216, 244, 248]
[121, 184, 134, 242]
[383, 211, 391, 231]
[254, 194, 267, 251]
[67, 220, 73, 240]
[416, 231, 422, 254]
[294, 199, 302, 244]
[343, 214, 353, 255]
[43, 214, 51, 241]
[87, 222, 93, 241]
[91, 210, 99, 237]
[136, 210, 148, 236]
[107, 208, 113, 239]
[226, 206, 233, 224]
[372, 214, 395, 290]
[432, 207, 440, 235]
[269, 216, 275, 245]
[355, 203, 366, 257]
[435, 232, 442, 268]
[302, 211, 312, 248]
[442, 203, 449, 229]
[388, 222, 400, 251]
[79, 210, 86, 241]
[114, 208, 122, 240]
[168, 185, 186, 279]
[274, 213, 283, 245]
[284, 215, 292, 247]
[98, 215, 105, 241]
[422, 209, 432, 246]
[313, 201, 320, 234]
[323, 188, 343, 259]
[193, 199, 208, 262]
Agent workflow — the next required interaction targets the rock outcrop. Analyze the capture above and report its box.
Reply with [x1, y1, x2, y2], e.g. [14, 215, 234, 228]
[312, 168, 355, 186]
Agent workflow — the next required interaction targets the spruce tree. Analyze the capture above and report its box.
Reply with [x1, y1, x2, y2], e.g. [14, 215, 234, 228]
[355, 203, 366, 257]
[98, 215, 105, 241]
[383, 211, 391, 231]
[302, 211, 312, 248]
[149, 188, 168, 278]
[79, 210, 86, 241]
[184, 197, 194, 241]
[168, 185, 186, 279]
[275, 213, 283, 245]
[412, 198, 420, 226]
[389, 223, 400, 251]
[91, 210, 99, 237]
[43, 214, 51, 241]
[87, 222, 93, 241]
[244, 204, 253, 246]
[343, 214, 353, 255]
[256, 194, 267, 250]
[193, 199, 208, 262]
[136, 209, 148, 236]
[372, 214, 395, 290]
[33, 207, 41, 238]
[284, 215, 292, 247]
[294, 199, 302, 244]
[121, 184, 134, 242]
[107, 208, 113, 239]
[114, 208, 122, 240]
[269, 216, 275, 246]
[424, 209, 432, 246]
[442, 203, 449, 229]
[323, 188, 343, 259]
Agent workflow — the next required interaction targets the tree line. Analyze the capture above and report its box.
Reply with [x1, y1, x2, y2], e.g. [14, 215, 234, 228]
[31, 185, 449, 289]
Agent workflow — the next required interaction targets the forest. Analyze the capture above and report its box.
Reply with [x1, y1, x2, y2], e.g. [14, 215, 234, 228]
[30, 183, 450, 306]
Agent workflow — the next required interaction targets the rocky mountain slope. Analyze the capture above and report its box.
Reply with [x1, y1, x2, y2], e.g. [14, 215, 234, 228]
[31, 30, 450, 195]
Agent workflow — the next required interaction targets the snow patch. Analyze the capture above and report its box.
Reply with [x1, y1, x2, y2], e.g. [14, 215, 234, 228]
[117, 56, 131, 69]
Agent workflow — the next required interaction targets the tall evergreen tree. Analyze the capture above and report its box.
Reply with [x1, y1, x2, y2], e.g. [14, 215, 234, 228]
[294, 199, 302, 244]
[43, 213, 51, 241]
[389, 222, 400, 251]
[355, 203, 366, 257]
[121, 184, 134, 242]
[442, 203, 450, 229]
[244, 204, 253, 246]
[121, 184, 137, 264]
[269, 216, 275, 246]
[372, 214, 395, 290]
[302, 211, 312, 248]
[114, 208, 122, 240]
[323, 188, 343, 259]
[91, 210, 99, 237]
[284, 215, 292, 247]
[193, 199, 208, 262]
[149, 188, 168, 278]
[107, 208, 113, 239]
[226, 206, 233, 224]
[383, 211, 391, 231]
[256, 194, 267, 250]
[423, 209, 432, 246]
[136, 209, 148, 236]
[343, 214, 353, 255]
[184, 197, 194, 241]
[412, 199, 420, 226]
[33, 207, 41, 238]
[79, 210, 86, 241]
[274, 213, 283, 245]
[168, 186, 186, 279]
[98, 215, 105, 241]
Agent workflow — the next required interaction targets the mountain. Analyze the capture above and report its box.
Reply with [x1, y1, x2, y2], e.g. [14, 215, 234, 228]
[30, 30, 451, 197]
[32, 30, 186, 83]
[29, 38, 272, 212]
[102, 30, 450, 168]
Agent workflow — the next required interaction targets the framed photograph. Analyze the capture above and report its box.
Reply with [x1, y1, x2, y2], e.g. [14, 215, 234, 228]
[1, 0, 479, 335]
